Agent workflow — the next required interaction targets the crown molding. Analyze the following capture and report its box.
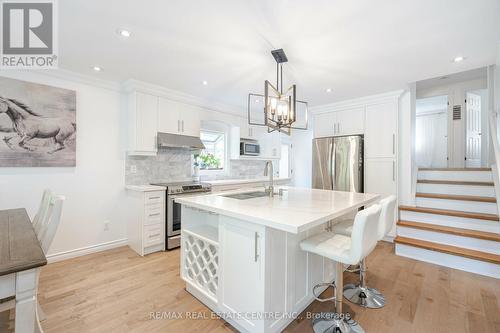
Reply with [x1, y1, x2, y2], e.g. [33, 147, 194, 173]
[122, 79, 246, 117]
[0, 68, 122, 92]
[310, 89, 406, 114]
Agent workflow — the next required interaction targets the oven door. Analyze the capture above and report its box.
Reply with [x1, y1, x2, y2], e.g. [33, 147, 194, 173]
[167, 192, 209, 237]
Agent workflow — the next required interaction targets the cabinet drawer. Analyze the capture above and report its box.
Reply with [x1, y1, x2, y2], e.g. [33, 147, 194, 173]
[144, 191, 164, 206]
[145, 205, 163, 225]
[144, 224, 164, 247]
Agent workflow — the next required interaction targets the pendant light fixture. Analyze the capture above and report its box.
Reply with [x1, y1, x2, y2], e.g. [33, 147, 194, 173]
[248, 49, 307, 136]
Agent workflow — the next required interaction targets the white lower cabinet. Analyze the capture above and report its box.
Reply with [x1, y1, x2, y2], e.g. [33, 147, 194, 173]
[126, 190, 165, 256]
[365, 159, 397, 195]
[218, 217, 266, 332]
[181, 208, 336, 333]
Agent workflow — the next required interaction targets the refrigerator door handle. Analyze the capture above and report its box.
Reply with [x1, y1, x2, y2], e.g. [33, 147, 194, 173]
[392, 160, 396, 181]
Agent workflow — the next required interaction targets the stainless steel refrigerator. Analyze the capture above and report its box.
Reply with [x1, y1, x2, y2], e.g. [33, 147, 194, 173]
[312, 135, 363, 192]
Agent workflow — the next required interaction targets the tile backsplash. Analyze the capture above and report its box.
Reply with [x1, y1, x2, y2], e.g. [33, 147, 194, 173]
[125, 149, 272, 185]
[125, 148, 192, 185]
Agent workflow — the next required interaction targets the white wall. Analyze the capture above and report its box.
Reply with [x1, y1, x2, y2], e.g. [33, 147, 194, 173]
[0, 71, 128, 259]
[398, 87, 415, 205]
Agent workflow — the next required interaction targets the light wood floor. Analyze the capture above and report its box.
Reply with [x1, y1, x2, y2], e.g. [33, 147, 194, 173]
[1, 242, 499, 333]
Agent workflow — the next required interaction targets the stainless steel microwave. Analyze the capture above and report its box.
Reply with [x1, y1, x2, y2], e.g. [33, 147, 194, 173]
[240, 140, 260, 156]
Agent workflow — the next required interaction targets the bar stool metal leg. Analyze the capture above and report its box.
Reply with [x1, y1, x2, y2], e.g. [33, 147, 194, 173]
[343, 259, 385, 309]
[312, 262, 364, 333]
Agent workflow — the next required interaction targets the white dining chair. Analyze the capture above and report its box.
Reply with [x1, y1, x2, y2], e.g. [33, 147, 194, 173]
[2, 193, 65, 332]
[32, 189, 53, 238]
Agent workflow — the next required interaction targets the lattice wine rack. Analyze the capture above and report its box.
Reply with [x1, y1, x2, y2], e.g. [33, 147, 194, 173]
[183, 230, 219, 298]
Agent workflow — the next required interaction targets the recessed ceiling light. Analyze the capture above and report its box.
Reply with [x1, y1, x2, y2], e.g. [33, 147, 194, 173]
[92, 66, 102, 72]
[453, 56, 464, 63]
[202, 80, 208, 86]
[326, 88, 332, 93]
[117, 29, 131, 38]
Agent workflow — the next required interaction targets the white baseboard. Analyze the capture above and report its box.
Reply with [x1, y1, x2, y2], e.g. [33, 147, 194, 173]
[46, 238, 128, 263]
[382, 236, 394, 243]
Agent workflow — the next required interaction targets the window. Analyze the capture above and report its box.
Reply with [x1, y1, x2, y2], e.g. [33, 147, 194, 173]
[196, 130, 226, 171]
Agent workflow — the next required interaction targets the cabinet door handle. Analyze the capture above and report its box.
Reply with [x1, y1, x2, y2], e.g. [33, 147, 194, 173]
[149, 213, 160, 217]
[392, 161, 396, 181]
[181, 120, 184, 132]
[392, 134, 395, 155]
[337, 123, 340, 134]
[149, 196, 160, 200]
[149, 233, 161, 238]
[254, 232, 259, 262]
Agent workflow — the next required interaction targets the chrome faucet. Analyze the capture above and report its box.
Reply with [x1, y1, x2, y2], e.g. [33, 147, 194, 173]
[264, 161, 274, 197]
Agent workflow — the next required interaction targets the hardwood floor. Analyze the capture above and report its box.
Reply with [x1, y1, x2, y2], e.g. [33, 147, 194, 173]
[1, 242, 499, 333]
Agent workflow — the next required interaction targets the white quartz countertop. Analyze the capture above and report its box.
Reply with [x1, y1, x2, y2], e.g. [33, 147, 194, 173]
[125, 185, 166, 192]
[175, 187, 380, 234]
[202, 177, 291, 186]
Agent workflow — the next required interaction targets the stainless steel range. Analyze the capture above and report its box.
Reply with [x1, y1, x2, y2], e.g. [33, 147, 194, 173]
[150, 181, 211, 249]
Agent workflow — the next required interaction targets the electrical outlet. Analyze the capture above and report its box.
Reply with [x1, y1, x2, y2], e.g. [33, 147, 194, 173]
[104, 220, 110, 231]
[130, 165, 137, 174]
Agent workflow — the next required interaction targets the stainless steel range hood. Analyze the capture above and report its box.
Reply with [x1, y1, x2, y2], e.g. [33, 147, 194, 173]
[157, 132, 205, 150]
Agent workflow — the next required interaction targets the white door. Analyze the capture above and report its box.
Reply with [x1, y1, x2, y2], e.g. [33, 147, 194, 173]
[466, 93, 482, 168]
[219, 218, 264, 332]
[365, 102, 397, 158]
[365, 159, 397, 195]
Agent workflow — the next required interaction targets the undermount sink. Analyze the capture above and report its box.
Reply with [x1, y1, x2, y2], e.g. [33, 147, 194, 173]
[222, 191, 269, 200]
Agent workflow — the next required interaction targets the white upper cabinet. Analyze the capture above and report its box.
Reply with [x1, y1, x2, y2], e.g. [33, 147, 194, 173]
[158, 97, 201, 137]
[128, 92, 158, 155]
[365, 101, 397, 158]
[157, 97, 179, 134]
[313, 107, 365, 138]
[335, 107, 365, 136]
[313, 112, 336, 138]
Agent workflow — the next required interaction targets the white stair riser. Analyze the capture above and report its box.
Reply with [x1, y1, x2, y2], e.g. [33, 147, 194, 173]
[395, 243, 500, 279]
[415, 197, 498, 214]
[416, 183, 496, 197]
[399, 210, 500, 233]
[397, 226, 500, 255]
[418, 170, 492, 182]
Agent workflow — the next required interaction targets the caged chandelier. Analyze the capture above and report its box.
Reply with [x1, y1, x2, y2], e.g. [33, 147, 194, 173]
[249, 49, 302, 136]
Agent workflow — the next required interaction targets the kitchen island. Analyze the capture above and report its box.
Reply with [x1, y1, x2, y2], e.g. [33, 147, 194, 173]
[176, 187, 380, 333]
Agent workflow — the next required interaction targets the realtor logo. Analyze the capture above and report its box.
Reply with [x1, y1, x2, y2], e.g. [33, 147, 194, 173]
[1, 0, 58, 68]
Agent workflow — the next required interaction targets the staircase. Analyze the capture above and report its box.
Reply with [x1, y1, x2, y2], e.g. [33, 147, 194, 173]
[395, 168, 500, 278]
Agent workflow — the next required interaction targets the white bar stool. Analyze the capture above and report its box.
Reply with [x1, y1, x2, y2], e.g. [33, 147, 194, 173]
[332, 195, 397, 309]
[300, 204, 381, 333]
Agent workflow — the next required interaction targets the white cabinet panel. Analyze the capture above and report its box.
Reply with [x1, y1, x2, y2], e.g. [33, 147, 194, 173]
[158, 97, 180, 134]
[180, 105, 201, 137]
[365, 102, 397, 158]
[159, 97, 201, 137]
[336, 107, 365, 136]
[219, 218, 264, 332]
[313, 112, 335, 138]
[365, 159, 397, 195]
[128, 92, 158, 154]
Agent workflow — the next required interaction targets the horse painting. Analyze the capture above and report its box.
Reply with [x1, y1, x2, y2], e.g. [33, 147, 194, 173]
[0, 96, 76, 154]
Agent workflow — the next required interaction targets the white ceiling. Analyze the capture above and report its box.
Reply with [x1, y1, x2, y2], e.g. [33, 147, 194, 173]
[60, 0, 500, 109]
